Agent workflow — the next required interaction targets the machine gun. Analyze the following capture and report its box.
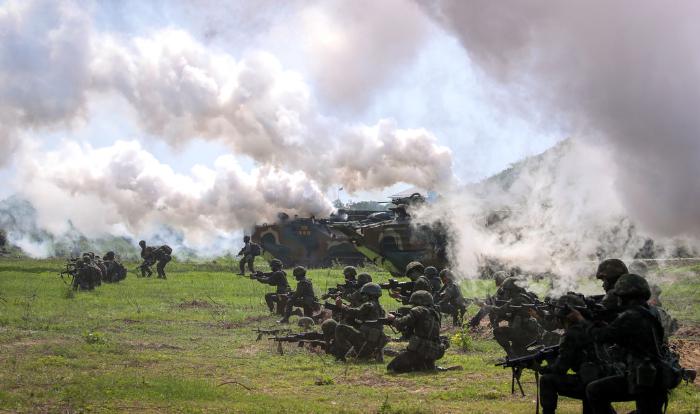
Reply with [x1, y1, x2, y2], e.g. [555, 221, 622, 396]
[59, 258, 80, 289]
[496, 344, 560, 397]
[268, 332, 327, 354]
[252, 327, 291, 341]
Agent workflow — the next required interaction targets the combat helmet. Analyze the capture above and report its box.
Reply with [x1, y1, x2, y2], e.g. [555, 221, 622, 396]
[357, 273, 372, 286]
[243, 235, 250, 242]
[555, 294, 586, 319]
[500, 277, 523, 292]
[439, 269, 455, 281]
[493, 271, 508, 286]
[321, 319, 338, 340]
[613, 273, 651, 301]
[359, 282, 382, 298]
[596, 259, 628, 281]
[270, 259, 283, 270]
[343, 266, 357, 280]
[297, 317, 315, 330]
[293, 266, 307, 279]
[424, 266, 438, 278]
[405, 261, 425, 278]
[409, 290, 434, 306]
[138, 240, 146, 247]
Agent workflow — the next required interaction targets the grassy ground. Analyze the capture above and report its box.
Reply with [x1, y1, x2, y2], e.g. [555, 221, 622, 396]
[0, 258, 698, 413]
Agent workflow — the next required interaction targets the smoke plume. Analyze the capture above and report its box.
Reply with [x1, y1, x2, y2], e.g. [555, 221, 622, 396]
[0, 0, 453, 251]
[424, 0, 700, 238]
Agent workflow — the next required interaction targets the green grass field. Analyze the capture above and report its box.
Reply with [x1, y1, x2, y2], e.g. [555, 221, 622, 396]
[1, 258, 698, 413]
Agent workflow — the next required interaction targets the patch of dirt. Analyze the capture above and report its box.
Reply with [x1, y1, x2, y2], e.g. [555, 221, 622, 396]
[674, 323, 700, 340]
[177, 299, 213, 309]
[671, 339, 700, 371]
[128, 341, 184, 351]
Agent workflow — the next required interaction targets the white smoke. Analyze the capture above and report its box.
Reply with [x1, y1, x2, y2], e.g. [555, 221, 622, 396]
[423, 0, 700, 239]
[17, 140, 334, 248]
[0, 0, 454, 249]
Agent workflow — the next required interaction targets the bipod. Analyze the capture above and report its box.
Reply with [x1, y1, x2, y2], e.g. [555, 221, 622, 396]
[511, 366, 525, 397]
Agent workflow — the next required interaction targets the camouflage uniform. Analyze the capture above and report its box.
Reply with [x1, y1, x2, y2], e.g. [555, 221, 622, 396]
[490, 278, 541, 358]
[539, 295, 599, 414]
[468, 271, 509, 328]
[393, 261, 432, 305]
[387, 291, 444, 373]
[255, 260, 291, 314]
[102, 251, 127, 283]
[334, 283, 388, 361]
[436, 269, 467, 326]
[585, 274, 668, 414]
[347, 273, 372, 307]
[237, 236, 260, 275]
[280, 266, 317, 323]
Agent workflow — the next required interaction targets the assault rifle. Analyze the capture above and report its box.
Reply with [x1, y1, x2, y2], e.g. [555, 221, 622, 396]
[252, 327, 291, 341]
[321, 281, 357, 300]
[59, 258, 80, 287]
[268, 332, 327, 354]
[379, 279, 415, 301]
[496, 344, 560, 397]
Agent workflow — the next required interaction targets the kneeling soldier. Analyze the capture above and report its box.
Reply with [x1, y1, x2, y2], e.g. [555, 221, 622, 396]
[334, 283, 389, 361]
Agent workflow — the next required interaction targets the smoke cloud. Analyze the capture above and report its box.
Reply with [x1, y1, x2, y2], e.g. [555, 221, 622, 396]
[0, 0, 453, 251]
[424, 0, 700, 238]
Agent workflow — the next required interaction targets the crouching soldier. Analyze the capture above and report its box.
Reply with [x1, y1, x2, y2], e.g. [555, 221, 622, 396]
[279, 266, 317, 323]
[334, 283, 389, 361]
[436, 269, 468, 326]
[253, 259, 291, 315]
[386, 290, 445, 373]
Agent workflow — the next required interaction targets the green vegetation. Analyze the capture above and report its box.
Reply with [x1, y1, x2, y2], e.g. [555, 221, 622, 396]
[0, 258, 698, 413]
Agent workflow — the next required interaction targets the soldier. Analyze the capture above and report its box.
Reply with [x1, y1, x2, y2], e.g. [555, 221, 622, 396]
[102, 251, 127, 283]
[595, 258, 628, 311]
[237, 235, 261, 275]
[320, 318, 342, 359]
[334, 283, 388, 361]
[490, 277, 542, 358]
[279, 266, 317, 324]
[539, 294, 600, 414]
[468, 270, 509, 329]
[389, 261, 433, 304]
[347, 273, 373, 307]
[424, 266, 442, 296]
[573, 274, 670, 414]
[77, 256, 101, 290]
[82, 253, 102, 287]
[436, 269, 468, 326]
[138, 240, 155, 277]
[139, 241, 172, 279]
[386, 290, 445, 373]
[253, 259, 291, 315]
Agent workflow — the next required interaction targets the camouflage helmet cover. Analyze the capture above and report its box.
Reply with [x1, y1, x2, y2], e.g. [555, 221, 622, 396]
[138, 240, 146, 247]
[424, 266, 438, 278]
[555, 294, 586, 318]
[293, 266, 307, 279]
[357, 273, 372, 285]
[613, 273, 651, 300]
[321, 318, 338, 338]
[493, 271, 508, 286]
[596, 259, 628, 280]
[439, 269, 455, 281]
[409, 290, 434, 306]
[270, 258, 283, 269]
[405, 261, 425, 276]
[359, 282, 382, 298]
[500, 277, 523, 291]
[343, 266, 357, 279]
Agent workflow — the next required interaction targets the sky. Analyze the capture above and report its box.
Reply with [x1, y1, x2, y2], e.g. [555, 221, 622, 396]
[2, 0, 699, 264]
